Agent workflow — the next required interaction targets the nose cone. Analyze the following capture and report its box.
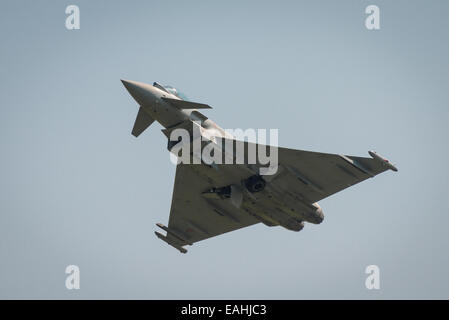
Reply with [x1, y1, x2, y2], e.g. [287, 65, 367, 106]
[121, 79, 158, 105]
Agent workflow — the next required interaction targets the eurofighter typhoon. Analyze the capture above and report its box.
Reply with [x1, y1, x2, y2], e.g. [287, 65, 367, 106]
[121, 79, 397, 254]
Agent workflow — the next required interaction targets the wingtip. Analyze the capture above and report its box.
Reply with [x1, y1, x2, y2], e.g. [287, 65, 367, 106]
[368, 150, 398, 172]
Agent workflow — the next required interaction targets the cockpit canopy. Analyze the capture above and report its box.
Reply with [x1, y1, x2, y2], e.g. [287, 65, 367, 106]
[153, 82, 189, 101]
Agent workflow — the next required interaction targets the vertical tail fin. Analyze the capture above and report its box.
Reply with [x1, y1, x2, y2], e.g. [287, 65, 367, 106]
[132, 107, 154, 137]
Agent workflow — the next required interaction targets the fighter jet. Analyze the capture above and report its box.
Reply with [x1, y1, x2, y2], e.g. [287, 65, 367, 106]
[121, 79, 397, 254]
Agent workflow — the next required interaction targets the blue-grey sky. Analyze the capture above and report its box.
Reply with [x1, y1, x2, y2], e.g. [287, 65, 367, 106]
[1, 0, 448, 299]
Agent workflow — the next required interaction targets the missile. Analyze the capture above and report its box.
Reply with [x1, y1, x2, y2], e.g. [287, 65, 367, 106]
[369, 151, 398, 172]
[154, 231, 187, 254]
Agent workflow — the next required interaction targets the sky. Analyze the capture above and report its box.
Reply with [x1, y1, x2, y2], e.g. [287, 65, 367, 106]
[0, 0, 448, 299]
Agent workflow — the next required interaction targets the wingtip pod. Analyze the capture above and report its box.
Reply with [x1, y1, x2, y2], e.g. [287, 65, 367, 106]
[154, 231, 188, 254]
[369, 151, 398, 172]
[156, 223, 193, 246]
